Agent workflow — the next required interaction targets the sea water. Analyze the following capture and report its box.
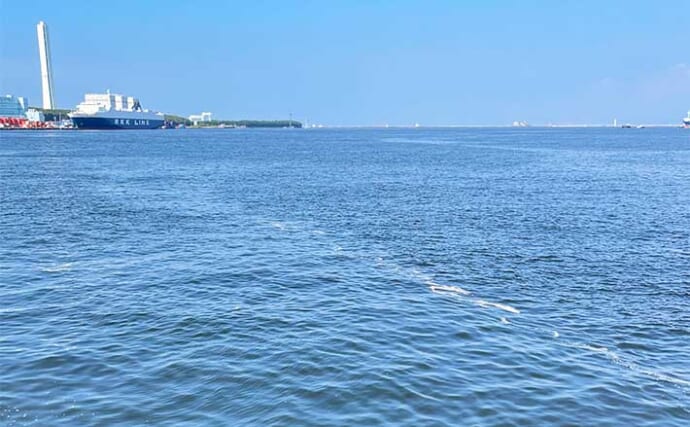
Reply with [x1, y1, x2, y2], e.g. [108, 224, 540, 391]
[1, 128, 689, 426]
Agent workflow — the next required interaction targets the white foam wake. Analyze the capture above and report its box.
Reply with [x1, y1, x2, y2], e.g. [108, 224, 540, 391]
[426, 279, 520, 315]
[270, 221, 286, 230]
[341, 248, 689, 392]
[475, 299, 521, 314]
[427, 281, 471, 295]
[574, 343, 690, 388]
[40, 263, 73, 273]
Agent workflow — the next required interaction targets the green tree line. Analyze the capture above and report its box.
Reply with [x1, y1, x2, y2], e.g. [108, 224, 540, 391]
[194, 120, 302, 128]
[164, 115, 301, 128]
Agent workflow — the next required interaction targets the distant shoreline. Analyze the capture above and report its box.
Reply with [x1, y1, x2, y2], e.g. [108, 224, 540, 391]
[306, 124, 687, 129]
[2, 123, 686, 131]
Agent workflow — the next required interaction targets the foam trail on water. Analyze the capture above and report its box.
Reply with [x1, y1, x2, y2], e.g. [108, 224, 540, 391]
[40, 263, 73, 273]
[425, 278, 519, 315]
[427, 281, 471, 295]
[310, 239, 687, 391]
[347, 250, 690, 392]
[270, 221, 286, 230]
[475, 299, 521, 314]
[571, 343, 690, 388]
[305, 230, 690, 394]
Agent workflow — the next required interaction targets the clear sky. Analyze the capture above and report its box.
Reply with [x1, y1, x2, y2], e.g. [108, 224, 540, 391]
[1, 0, 688, 125]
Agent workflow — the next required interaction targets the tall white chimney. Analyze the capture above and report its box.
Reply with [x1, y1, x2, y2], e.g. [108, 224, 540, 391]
[36, 21, 55, 110]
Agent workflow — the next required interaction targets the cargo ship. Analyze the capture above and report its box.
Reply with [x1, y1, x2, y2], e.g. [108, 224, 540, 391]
[69, 92, 164, 129]
[684, 111, 690, 128]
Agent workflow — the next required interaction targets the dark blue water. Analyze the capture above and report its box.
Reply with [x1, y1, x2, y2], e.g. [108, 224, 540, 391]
[1, 128, 689, 426]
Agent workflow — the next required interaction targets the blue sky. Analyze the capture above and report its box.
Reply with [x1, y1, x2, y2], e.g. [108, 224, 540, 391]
[1, 0, 688, 125]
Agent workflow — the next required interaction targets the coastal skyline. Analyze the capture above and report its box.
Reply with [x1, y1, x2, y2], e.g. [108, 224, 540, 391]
[2, 2, 690, 424]
[1, 0, 688, 126]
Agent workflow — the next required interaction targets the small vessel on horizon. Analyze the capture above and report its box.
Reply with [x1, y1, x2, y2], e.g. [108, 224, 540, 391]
[69, 91, 164, 129]
[683, 111, 690, 128]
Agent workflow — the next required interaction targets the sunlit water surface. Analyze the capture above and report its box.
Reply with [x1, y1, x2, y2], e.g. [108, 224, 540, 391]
[1, 128, 689, 426]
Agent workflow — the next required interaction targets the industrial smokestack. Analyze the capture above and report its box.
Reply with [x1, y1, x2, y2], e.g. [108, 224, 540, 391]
[36, 21, 55, 110]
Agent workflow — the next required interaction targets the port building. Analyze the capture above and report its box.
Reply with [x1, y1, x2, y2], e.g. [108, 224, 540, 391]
[189, 112, 212, 125]
[0, 95, 32, 127]
[0, 95, 28, 117]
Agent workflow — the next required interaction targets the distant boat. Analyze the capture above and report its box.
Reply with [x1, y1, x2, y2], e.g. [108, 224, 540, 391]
[621, 124, 633, 128]
[683, 111, 690, 128]
[636, 125, 645, 129]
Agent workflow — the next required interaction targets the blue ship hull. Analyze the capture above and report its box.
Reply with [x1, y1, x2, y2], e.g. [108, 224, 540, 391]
[71, 116, 164, 130]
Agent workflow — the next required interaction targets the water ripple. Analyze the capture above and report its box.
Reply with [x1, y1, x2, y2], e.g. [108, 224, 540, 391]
[2, 128, 689, 426]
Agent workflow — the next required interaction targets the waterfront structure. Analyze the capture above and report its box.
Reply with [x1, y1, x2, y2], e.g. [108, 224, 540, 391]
[189, 112, 212, 125]
[26, 109, 45, 122]
[0, 95, 29, 128]
[0, 95, 28, 118]
[36, 21, 56, 110]
[69, 91, 164, 129]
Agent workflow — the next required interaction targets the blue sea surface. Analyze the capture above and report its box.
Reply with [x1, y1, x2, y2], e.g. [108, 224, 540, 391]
[1, 128, 689, 426]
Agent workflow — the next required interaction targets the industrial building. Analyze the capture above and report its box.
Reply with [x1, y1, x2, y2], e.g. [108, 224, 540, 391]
[0, 95, 28, 117]
[0, 95, 29, 127]
[189, 112, 213, 125]
[0, 95, 46, 127]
